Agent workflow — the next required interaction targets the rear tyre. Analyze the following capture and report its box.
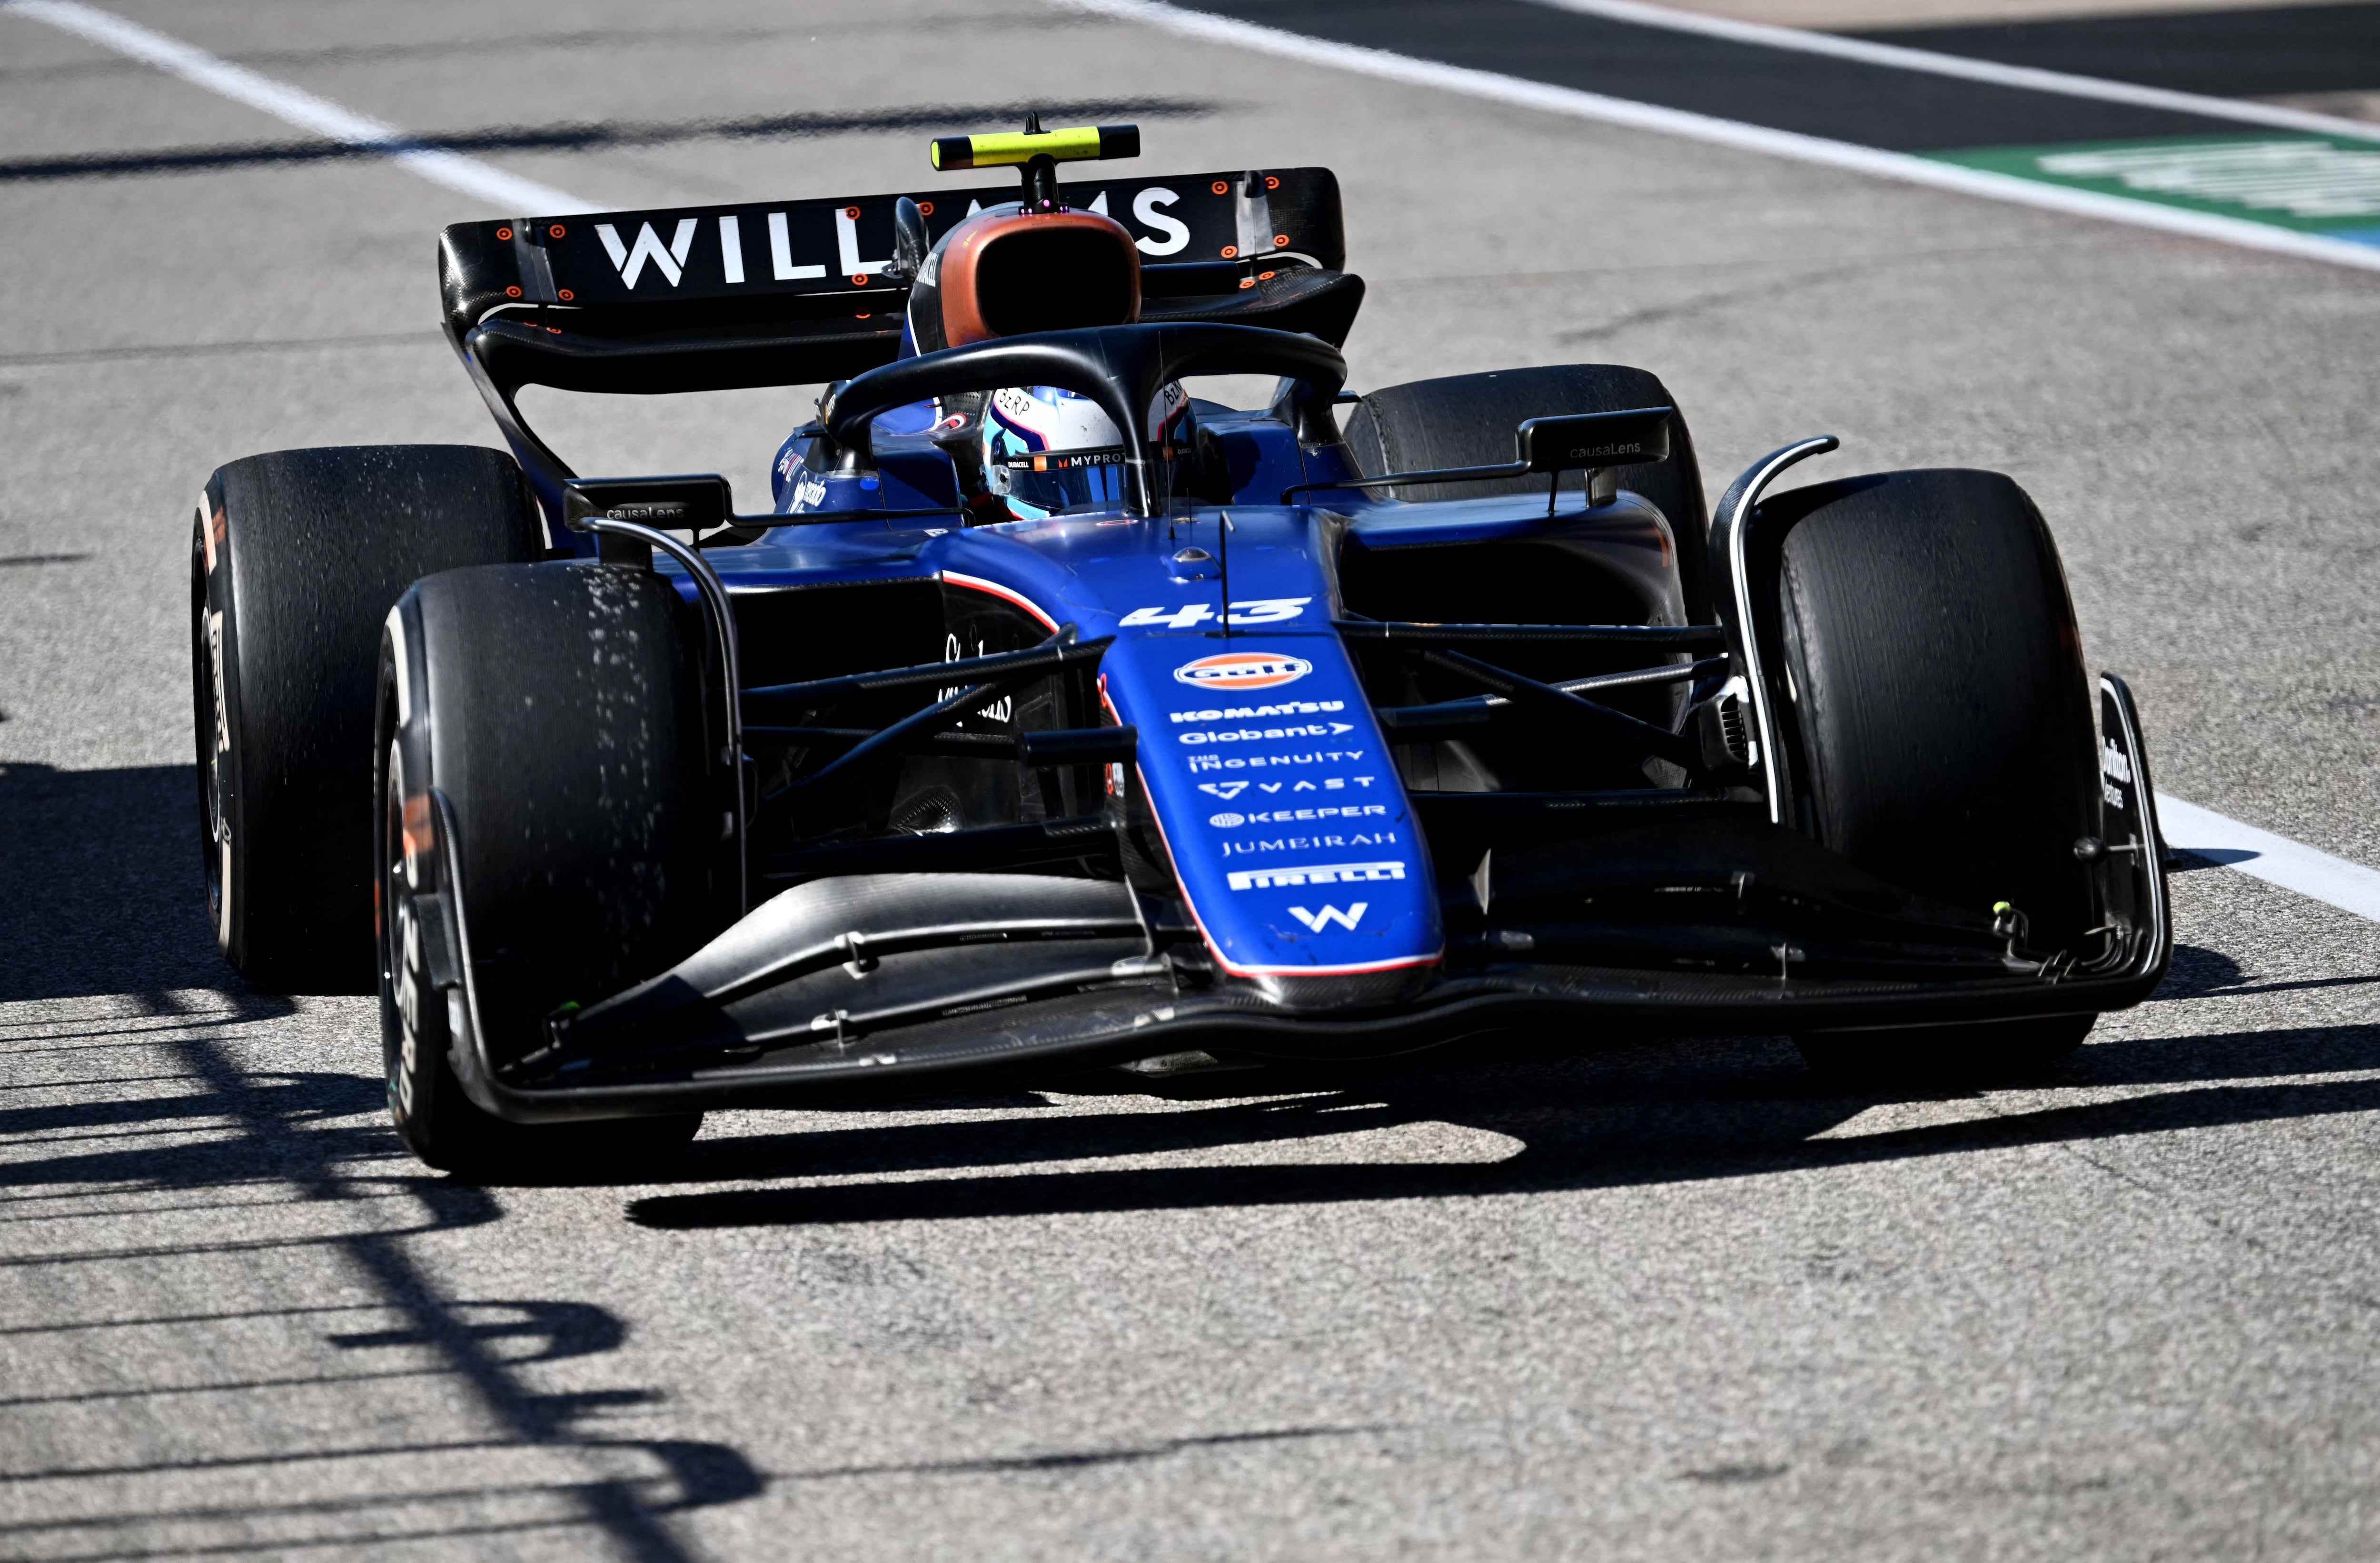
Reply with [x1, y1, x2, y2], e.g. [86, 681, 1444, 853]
[191, 445, 543, 993]
[376, 563, 722, 1174]
[1769, 469, 2101, 1081]
[1342, 364, 1713, 614]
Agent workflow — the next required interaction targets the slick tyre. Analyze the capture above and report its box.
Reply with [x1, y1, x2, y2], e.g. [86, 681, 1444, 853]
[1768, 469, 2102, 1081]
[1342, 363, 1713, 614]
[376, 562, 722, 1174]
[191, 445, 543, 993]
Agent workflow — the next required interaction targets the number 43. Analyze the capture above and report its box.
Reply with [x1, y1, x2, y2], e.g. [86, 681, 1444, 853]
[1119, 597, 1309, 629]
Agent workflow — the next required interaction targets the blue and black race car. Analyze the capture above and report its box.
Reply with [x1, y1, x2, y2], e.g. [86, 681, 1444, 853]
[189, 123, 2169, 1170]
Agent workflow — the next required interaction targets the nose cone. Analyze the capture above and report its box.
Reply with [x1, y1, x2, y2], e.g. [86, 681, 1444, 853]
[1099, 629, 1443, 990]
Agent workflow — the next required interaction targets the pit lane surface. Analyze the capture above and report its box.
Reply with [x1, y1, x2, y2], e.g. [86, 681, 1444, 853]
[4, 2, 2380, 1557]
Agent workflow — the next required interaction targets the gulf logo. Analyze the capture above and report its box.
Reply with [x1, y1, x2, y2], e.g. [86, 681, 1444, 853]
[1173, 651, 1313, 691]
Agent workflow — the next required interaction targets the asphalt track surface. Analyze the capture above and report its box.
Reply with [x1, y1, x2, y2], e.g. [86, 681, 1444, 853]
[4, 2, 2380, 1558]
[1846, 2, 2380, 100]
[1187, 0, 2281, 145]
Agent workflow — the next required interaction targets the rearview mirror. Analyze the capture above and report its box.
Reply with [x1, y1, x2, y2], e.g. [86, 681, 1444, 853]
[1516, 406, 1674, 474]
[563, 473, 734, 535]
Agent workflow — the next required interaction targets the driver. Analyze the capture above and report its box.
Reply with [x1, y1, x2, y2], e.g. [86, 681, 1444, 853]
[898, 198, 1192, 522]
[978, 381, 1189, 521]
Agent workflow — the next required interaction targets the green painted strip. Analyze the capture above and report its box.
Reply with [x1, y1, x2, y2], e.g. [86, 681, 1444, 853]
[1927, 134, 2380, 246]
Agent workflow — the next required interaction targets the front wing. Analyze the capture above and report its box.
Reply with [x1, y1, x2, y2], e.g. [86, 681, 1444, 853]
[426, 678, 2170, 1124]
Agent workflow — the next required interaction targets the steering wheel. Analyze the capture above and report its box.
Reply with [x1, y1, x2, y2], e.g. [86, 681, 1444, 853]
[818, 322, 1349, 516]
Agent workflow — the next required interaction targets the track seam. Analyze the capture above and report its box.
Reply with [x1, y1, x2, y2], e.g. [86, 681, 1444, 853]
[1, 0, 589, 212]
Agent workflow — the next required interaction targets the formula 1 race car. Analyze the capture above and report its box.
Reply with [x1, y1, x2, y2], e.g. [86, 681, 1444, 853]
[190, 123, 2170, 1170]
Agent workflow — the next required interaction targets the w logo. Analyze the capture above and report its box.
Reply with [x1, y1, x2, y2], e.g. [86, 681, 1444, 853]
[595, 218, 699, 288]
[1289, 903, 1366, 933]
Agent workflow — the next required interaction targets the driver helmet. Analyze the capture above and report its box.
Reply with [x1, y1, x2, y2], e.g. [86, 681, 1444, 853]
[903, 200, 1193, 519]
[982, 381, 1189, 520]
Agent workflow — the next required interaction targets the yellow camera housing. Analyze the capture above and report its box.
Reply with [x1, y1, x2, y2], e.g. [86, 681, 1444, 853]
[930, 123, 1140, 172]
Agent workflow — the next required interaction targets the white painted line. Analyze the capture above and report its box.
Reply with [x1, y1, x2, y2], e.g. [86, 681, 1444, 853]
[2, 0, 588, 214]
[2157, 793, 2380, 923]
[1534, 0, 2380, 145]
[1057, 0, 2380, 275]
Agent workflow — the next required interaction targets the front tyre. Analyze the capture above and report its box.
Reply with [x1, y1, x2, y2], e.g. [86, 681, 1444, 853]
[1770, 469, 2102, 1081]
[378, 740, 498, 1167]
[376, 562, 722, 1174]
[377, 725, 702, 1173]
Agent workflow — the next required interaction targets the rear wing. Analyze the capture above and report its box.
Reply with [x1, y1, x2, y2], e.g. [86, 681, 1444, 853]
[439, 168, 1349, 395]
[438, 167, 1359, 527]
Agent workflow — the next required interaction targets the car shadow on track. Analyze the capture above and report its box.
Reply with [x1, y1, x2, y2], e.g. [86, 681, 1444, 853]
[15, 762, 2379, 1252]
[0, 989, 761, 1559]
[0, 762, 227, 1003]
[0, 762, 763, 1552]
[623, 1012, 2380, 1230]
